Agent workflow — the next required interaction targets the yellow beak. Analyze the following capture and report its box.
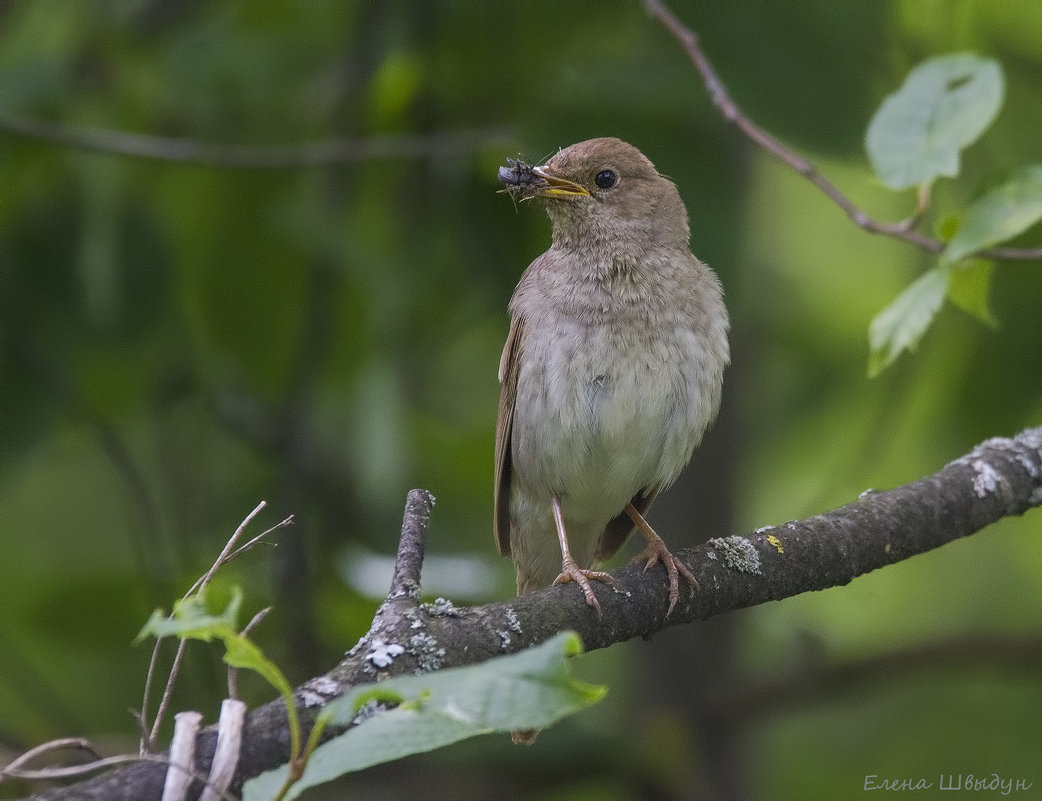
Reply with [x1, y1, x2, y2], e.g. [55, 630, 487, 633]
[532, 166, 591, 198]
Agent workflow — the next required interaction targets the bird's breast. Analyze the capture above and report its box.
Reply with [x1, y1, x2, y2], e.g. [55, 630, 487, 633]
[510, 311, 708, 521]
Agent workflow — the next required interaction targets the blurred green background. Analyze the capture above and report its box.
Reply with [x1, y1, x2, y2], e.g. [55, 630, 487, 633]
[0, 2, 1039, 799]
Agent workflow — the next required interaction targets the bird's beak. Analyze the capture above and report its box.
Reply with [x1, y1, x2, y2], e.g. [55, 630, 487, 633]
[531, 165, 591, 198]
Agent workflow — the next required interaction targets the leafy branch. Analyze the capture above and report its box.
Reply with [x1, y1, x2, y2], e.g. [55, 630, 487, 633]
[643, 0, 1042, 374]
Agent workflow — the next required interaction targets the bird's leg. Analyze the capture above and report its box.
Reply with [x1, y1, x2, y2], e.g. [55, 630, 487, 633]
[550, 496, 617, 615]
[625, 503, 697, 616]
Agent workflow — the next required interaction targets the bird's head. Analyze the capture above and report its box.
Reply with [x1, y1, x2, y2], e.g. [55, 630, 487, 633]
[498, 137, 689, 252]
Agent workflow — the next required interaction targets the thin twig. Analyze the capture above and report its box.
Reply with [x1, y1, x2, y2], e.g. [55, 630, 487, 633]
[228, 607, 273, 700]
[2, 749, 239, 801]
[2, 738, 101, 774]
[146, 638, 188, 753]
[143, 503, 286, 752]
[226, 516, 294, 563]
[0, 111, 512, 169]
[642, 0, 1042, 261]
[3, 753, 152, 781]
[192, 501, 269, 597]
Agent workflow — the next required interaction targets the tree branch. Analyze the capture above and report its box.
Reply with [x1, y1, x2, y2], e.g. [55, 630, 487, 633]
[642, 0, 1042, 261]
[15, 428, 1042, 800]
[386, 489, 436, 603]
[0, 111, 513, 169]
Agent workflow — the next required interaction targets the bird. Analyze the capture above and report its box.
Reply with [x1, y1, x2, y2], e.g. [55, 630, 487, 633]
[494, 137, 729, 618]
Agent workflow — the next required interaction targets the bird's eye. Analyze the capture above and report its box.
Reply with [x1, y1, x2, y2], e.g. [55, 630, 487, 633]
[594, 169, 617, 189]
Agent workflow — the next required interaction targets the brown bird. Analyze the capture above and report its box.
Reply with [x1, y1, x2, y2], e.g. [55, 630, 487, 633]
[494, 137, 729, 617]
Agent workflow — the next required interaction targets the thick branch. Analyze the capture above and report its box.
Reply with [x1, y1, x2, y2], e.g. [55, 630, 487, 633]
[19, 428, 1042, 800]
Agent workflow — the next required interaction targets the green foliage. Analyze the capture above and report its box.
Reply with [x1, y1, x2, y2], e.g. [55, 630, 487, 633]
[137, 587, 244, 643]
[139, 586, 313, 797]
[946, 259, 997, 327]
[864, 53, 1038, 374]
[868, 264, 949, 377]
[945, 165, 1042, 262]
[139, 587, 294, 709]
[866, 53, 1004, 190]
[243, 632, 605, 801]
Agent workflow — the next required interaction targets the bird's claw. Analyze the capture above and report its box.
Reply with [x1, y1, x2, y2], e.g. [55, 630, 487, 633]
[553, 557, 617, 616]
[633, 540, 697, 616]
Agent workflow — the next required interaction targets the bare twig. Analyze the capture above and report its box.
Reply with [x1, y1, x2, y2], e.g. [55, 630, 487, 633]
[191, 501, 270, 597]
[0, 111, 512, 169]
[225, 518, 294, 563]
[142, 638, 189, 755]
[141, 504, 290, 752]
[642, 0, 1042, 261]
[2, 744, 238, 801]
[387, 489, 437, 603]
[3, 753, 153, 782]
[228, 607, 273, 701]
[2, 738, 101, 775]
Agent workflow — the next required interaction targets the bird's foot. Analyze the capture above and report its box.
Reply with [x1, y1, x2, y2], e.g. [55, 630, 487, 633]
[632, 538, 697, 617]
[553, 556, 617, 616]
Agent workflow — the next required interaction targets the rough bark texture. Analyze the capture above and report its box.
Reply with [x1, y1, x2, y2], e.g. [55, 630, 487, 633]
[20, 428, 1042, 801]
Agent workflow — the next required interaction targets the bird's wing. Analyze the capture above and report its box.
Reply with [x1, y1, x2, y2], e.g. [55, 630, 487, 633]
[595, 486, 659, 562]
[493, 313, 524, 556]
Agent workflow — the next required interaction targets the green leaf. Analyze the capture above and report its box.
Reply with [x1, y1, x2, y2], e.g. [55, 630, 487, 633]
[934, 212, 962, 241]
[866, 53, 1004, 190]
[243, 632, 605, 801]
[944, 165, 1042, 262]
[137, 586, 302, 761]
[136, 586, 291, 697]
[135, 586, 243, 642]
[947, 259, 998, 327]
[868, 264, 950, 377]
[224, 634, 295, 700]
